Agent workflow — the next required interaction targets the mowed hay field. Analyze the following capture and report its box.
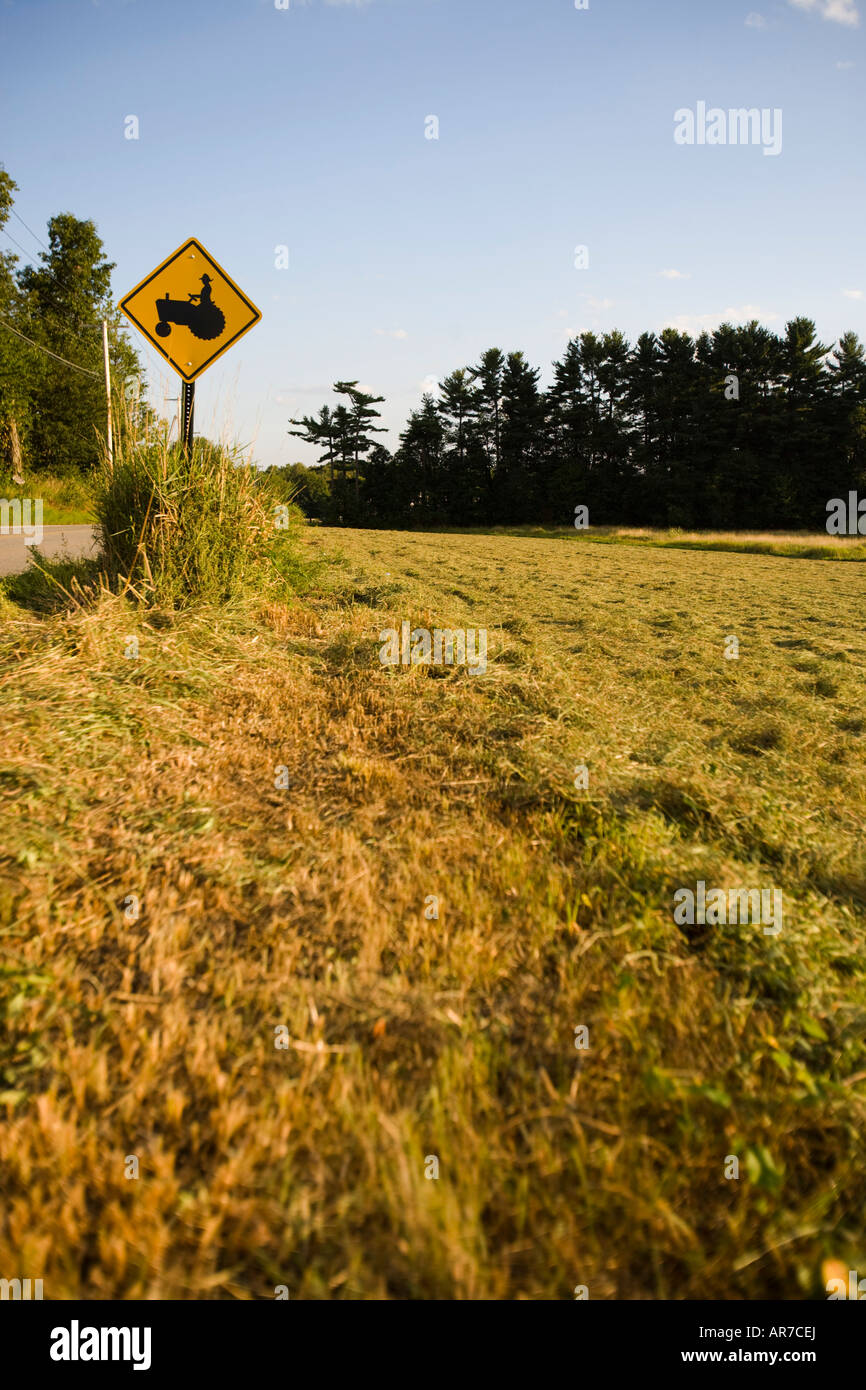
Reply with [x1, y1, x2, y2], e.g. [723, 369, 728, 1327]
[1, 527, 865, 1299]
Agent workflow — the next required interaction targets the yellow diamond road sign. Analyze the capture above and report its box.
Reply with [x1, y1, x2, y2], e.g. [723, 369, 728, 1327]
[119, 238, 261, 382]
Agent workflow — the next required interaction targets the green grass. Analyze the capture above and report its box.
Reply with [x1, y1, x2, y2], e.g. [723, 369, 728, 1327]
[0, 524, 864, 1299]
[92, 428, 310, 608]
[0, 471, 96, 525]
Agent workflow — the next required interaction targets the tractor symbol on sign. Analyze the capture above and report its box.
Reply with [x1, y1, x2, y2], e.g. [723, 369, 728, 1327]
[155, 273, 226, 342]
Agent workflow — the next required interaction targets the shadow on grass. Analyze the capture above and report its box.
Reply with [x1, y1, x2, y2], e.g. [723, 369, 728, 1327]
[0, 550, 105, 614]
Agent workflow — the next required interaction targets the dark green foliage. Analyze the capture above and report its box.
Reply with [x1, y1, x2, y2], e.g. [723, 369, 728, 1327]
[0, 168, 34, 473]
[0, 164, 146, 479]
[288, 380, 386, 524]
[290, 321, 866, 531]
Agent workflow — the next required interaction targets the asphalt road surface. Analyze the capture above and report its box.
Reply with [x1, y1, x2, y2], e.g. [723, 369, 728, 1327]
[0, 524, 99, 578]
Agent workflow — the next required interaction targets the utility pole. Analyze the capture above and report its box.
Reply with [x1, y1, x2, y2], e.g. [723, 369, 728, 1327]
[10, 418, 24, 486]
[102, 320, 113, 470]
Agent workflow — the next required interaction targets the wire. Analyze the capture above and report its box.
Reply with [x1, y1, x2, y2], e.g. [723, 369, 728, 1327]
[0, 228, 102, 342]
[10, 207, 50, 254]
[0, 226, 35, 261]
[1, 177, 99, 314]
[0, 310, 102, 379]
[2, 195, 145, 397]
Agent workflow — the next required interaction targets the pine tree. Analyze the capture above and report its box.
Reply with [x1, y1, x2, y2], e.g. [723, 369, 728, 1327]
[333, 380, 387, 514]
[548, 336, 592, 523]
[436, 369, 485, 522]
[499, 351, 543, 521]
[394, 395, 446, 522]
[288, 405, 340, 480]
[828, 332, 866, 495]
[625, 332, 661, 519]
[467, 348, 506, 494]
[777, 318, 830, 525]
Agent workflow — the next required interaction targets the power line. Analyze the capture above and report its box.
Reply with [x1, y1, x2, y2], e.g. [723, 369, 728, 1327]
[10, 207, 50, 254]
[5, 203, 100, 333]
[0, 226, 35, 262]
[2, 178, 84, 287]
[2, 209, 136, 370]
[0, 227, 102, 343]
[0, 310, 101, 379]
[3, 201, 132, 350]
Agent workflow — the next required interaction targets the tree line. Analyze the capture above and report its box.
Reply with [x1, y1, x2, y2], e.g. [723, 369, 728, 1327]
[0, 165, 145, 479]
[284, 321, 866, 531]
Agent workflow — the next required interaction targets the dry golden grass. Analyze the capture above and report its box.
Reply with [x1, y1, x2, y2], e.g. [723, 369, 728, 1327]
[455, 524, 866, 561]
[605, 526, 866, 558]
[0, 527, 864, 1299]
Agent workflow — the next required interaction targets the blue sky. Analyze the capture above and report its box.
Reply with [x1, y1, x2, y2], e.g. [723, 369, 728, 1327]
[2, 0, 864, 466]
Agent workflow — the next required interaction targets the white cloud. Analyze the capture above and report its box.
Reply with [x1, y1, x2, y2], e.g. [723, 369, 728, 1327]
[837, 58, 856, 65]
[843, 288, 864, 299]
[664, 305, 779, 335]
[375, 328, 409, 339]
[418, 374, 439, 394]
[659, 268, 691, 280]
[729, 304, 779, 321]
[663, 313, 718, 335]
[581, 295, 614, 312]
[788, 0, 859, 26]
[745, 11, 769, 27]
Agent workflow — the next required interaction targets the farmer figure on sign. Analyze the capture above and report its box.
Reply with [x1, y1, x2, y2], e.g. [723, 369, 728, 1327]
[189, 274, 214, 307]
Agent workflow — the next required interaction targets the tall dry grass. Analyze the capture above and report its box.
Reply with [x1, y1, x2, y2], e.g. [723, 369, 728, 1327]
[91, 408, 307, 608]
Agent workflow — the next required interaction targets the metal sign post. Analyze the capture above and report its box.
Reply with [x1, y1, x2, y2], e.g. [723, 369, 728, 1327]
[101, 320, 114, 470]
[181, 381, 195, 456]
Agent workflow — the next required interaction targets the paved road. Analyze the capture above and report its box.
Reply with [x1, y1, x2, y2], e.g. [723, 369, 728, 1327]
[0, 524, 99, 577]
